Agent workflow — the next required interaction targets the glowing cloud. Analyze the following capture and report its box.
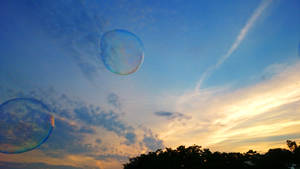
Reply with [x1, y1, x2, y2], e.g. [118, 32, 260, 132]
[155, 62, 300, 152]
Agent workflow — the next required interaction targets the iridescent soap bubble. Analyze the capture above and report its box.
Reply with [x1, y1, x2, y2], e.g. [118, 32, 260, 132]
[0, 98, 54, 154]
[100, 29, 144, 75]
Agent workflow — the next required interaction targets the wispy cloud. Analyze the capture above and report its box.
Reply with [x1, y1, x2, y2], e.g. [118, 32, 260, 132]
[107, 93, 122, 110]
[155, 62, 300, 151]
[196, 0, 273, 90]
[154, 111, 191, 121]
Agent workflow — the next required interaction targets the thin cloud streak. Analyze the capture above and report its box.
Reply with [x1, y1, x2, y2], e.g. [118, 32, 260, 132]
[196, 0, 273, 90]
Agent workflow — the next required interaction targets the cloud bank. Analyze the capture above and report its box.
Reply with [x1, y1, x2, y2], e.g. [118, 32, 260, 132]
[0, 88, 164, 169]
[0, 162, 85, 169]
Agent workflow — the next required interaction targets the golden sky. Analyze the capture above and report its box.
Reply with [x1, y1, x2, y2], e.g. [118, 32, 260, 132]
[152, 61, 300, 152]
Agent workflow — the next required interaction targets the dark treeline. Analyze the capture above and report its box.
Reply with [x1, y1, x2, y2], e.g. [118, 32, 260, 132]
[123, 140, 300, 169]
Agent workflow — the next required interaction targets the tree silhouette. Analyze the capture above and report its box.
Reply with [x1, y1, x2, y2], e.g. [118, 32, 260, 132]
[258, 148, 293, 169]
[287, 140, 300, 165]
[124, 140, 300, 169]
[287, 140, 298, 152]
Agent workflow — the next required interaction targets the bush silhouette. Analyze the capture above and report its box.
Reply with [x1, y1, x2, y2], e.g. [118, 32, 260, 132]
[123, 140, 300, 169]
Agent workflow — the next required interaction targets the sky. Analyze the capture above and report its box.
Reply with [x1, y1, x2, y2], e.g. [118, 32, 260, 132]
[0, 0, 299, 169]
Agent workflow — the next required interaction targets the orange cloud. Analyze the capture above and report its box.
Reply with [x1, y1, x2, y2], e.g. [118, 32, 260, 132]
[153, 61, 300, 152]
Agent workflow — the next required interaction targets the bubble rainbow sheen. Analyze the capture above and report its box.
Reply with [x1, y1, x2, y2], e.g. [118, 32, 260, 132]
[0, 98, 54, 154]
[100, 29, 144, 75]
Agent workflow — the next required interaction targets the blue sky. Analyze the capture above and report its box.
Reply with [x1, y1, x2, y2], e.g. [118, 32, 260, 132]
[0, 0, 299, 169]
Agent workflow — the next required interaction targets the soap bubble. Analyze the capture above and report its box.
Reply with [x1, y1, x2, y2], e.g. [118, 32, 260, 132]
[100, 29, 144, 75]
[0, 98, 54, 154]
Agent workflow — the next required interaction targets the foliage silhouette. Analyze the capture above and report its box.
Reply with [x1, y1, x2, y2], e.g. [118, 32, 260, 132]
[124, 140, 300, 169]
